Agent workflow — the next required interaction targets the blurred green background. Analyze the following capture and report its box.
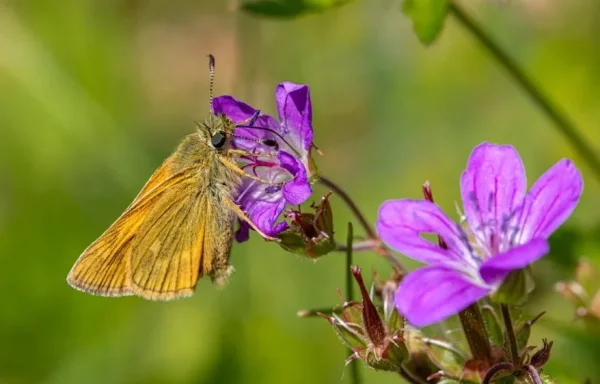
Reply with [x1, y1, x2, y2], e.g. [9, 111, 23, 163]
[2, 0, 600, 383]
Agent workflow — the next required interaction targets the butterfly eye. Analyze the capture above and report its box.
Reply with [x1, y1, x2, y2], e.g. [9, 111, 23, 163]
[211, 132, 227, 148]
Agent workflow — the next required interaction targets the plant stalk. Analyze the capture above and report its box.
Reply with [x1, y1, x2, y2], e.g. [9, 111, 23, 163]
[318, 176, 405, 273]
[346, 223, 361, 384]
[500, 304, 521, 367]
[449, 1, 600, 183]
[458, 303, 493, 363]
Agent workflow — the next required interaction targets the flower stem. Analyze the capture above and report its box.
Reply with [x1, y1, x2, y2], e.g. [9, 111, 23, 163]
[318, 176, 406, 273]
[482, 362, 513, 384]
[336, 239, 379, 252]
[524, 364, 543, 384]
[345, 222, 362, 384]
[500, 304, 521, 367]
[319, 176, 376, 239]
[345, 223, 355, 304]
[448, 2, 600, 183]
[458, 303, 492, 363]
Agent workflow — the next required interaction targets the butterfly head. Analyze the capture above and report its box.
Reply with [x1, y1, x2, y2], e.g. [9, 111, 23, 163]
[196, 114, 236, 151]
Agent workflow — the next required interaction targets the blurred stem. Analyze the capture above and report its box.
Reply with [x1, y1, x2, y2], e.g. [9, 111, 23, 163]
[346, 222, 361, 384]
[399, 366, 428, 384]
[318, 176, 406, 273]
[336, 239, 379, 252]
[500, 304, 521, 367]
[449, 2, 600, 183]
[458, 303, 492, 363]
[296, 307, 342, 317]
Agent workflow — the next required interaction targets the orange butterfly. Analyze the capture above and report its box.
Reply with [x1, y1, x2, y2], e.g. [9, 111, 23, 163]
[67, 55, 277, 300]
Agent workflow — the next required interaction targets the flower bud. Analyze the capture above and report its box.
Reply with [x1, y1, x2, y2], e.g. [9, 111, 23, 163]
[277, 193, 335, 258]
[530, 339, 553, 369]
[318, 308, 366, 351]
[351, 266, 386, 346]
[319, 266, 409, 372]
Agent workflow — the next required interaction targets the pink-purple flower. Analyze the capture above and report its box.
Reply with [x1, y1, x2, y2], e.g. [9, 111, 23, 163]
[213, 82, 314, 240]
[376, 142, 583, 327]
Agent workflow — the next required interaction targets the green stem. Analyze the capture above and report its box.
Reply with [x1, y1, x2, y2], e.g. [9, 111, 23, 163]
[345, 223, 361, 384]
[346, 223, 355, 305]
[500, 304, 521, 367]
[449, 1, 600, 183]
[458, 303, 492, 363]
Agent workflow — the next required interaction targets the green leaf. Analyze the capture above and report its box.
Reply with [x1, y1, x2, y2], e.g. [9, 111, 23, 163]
[492, 268, 535, 304]
[539, 373, 559, 384]
[481, 305, 504, 347]
[241, 0, 353, 18]
[402, 0, 449, 45]
[423, 338, 467, 377]
[515, 312, 546, 352]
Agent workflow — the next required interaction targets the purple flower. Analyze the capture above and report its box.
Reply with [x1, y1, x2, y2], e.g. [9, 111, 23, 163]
[376, 142, 583, 327]
[213, 82, 314, 240]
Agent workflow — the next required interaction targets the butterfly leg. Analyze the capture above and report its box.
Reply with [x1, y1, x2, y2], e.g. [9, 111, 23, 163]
[227, 148, 277, 159]
[234, 109, 260, 127]
[222, 196, 280, 242]
[218, 155, 280, 186]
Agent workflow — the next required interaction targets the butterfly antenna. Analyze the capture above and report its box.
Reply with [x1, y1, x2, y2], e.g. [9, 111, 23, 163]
[208, 54, 216, 114]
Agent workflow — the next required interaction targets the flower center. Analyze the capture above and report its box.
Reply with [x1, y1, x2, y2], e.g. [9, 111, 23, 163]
[461, 205, 523, 262]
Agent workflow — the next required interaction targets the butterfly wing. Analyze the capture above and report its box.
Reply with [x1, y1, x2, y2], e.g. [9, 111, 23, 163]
[129, 174, 237, 300]
[66, 154, 198, 297]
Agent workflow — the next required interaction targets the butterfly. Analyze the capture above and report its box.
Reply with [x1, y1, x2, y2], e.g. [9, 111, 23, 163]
[67, 55, 278, 300]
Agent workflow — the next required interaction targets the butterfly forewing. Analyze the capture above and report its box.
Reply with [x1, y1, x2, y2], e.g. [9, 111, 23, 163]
[66, 150, 199, 296]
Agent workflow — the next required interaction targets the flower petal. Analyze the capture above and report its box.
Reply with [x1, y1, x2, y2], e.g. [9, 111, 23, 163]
[244, 197, 288, 237]
[235, 221, 250, 243]
[278, 151, 311, 205]
[479, 238, 549, 285]
[517, 159, 583, 242]
[460, 143, 527, 234]
[376, 200, 472, 266]
[276, 82, 313, 156]
[236, 179, 289, 239]
[395, 266, 490, 327]
[213, 95, 257, 123]
[213, 95, 280, 153]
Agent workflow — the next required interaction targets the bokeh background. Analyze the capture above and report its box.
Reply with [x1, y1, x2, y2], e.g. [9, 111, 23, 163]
[2, 0, 600, 383]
